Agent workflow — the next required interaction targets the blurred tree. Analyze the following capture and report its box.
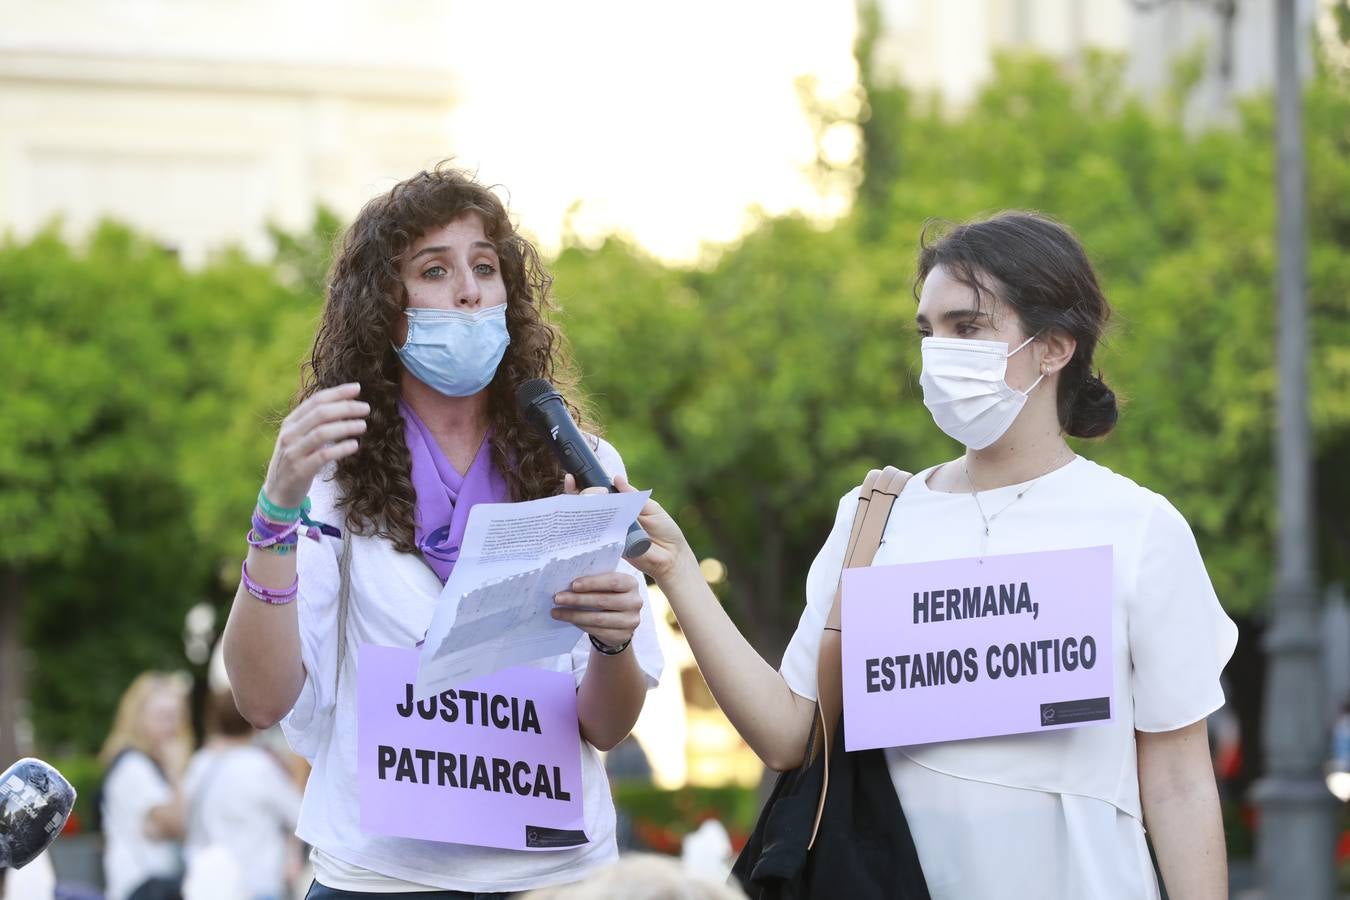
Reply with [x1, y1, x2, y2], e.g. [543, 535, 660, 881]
[0, 219, 325, 754]
[853, 0, 909, 240]
[0, 225, 207, 757]
[557, 52, 1350, 661]
[8, 56, 1349, 757]
[269, 206, 343, 297]
[171, 245, 321, 570]
[554, 224, 947, 653]
[852, 51, 1350, 613]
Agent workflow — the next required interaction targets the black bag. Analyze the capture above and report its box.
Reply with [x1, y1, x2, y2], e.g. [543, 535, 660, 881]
[732, 719, 929, 900]
[731, 469, 931, 900]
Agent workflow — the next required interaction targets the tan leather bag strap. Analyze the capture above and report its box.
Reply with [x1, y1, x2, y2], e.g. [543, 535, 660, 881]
[808, 465, 908, 848]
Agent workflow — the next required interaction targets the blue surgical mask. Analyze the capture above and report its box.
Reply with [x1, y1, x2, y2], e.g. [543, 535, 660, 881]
[395, 305, 511, 398]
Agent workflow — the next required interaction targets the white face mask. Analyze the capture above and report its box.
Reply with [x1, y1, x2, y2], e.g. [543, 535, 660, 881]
[919, 334, 1045, 450]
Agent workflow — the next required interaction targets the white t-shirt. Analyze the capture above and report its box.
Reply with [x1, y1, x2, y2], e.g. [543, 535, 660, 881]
[780, 456, 1238, 900]
[184, 744, 301, 899]
[100, 751, 181, 900]
[281, 439, 664, 894]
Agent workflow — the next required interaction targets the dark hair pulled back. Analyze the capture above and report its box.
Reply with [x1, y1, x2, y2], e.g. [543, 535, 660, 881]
[915, 211, 1118, 439]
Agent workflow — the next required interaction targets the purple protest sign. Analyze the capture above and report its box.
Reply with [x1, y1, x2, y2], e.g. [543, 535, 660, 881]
[841, 545, 1114, 751]
[357, 643, 587, 851]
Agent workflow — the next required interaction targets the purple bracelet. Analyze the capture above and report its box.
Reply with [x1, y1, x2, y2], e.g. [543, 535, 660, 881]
[252, 509, 296, 536]
[241, 560, 298, 605]
[249, 510, 302, 550]
[248, 508, 339, 549]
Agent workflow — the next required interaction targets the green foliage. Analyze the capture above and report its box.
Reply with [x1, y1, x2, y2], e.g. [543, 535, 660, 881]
[554, 221, 947, 651]
[9, 54, 1350, 754]
[45, 754, 104, 831]
[171, 247, 320, 569]
[1, 225, 184, 565]
[269, 206, 344, 297]
[611, 782, 760, 848]
[558, 52, 1350, 642]
[1, 218, 327, 753]
[1333, 1, 1350, 46]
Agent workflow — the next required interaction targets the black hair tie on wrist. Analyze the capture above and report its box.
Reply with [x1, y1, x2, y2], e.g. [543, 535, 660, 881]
[589, 634, 632, 656]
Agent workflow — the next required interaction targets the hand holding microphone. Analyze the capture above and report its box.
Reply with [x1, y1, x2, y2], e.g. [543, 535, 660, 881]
[516, 379, 651, 558]
[518, 378, 659, 655]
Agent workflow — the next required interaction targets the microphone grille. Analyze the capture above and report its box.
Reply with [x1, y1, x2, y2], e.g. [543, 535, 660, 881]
[516, 378, 557, 411]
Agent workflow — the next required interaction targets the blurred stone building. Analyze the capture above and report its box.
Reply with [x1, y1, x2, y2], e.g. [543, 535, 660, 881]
[0, 0, 457, 266]
[869, 0, 1332, 122]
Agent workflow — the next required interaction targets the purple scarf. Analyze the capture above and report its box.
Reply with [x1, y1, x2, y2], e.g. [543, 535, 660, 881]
[399, 400, 509, 583]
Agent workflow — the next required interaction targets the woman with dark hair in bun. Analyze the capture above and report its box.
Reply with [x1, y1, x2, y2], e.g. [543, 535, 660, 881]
[609, 212, 1236, 898]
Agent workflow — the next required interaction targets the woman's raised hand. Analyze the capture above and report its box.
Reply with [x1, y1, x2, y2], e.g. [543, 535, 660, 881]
[262, 383, 369, 509]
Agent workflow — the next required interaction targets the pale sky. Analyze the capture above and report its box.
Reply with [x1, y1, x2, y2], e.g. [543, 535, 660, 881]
[1, 0, 862, 264]
[437, 0, 862, 260]
[7, 0, 1323, 263]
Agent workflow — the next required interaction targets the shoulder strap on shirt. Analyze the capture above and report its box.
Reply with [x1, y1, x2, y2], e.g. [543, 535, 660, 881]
[335, 528, 353, 697]
[95, 748, 157, 827]
[809, 465, 909, 848]
[186, 750, 233, 840]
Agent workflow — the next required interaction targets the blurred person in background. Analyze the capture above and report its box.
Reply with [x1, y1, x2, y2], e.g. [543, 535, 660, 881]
[99, 672, 192, 900]
[182, 689, 302, 900]
[610, 212, 1236, 899]
[520, 854, 744, 900]
[222, 164, 662, 898]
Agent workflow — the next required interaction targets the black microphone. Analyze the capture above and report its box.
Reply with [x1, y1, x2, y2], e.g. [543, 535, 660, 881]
[517, 379, 652, 558]
[0, 758, 76, 870]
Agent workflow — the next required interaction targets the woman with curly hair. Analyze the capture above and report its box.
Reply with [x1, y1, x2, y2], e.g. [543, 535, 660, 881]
[222, 165, 662, 898]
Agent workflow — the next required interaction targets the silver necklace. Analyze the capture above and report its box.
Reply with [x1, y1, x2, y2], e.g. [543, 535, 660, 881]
[963, 463, 1049, 562]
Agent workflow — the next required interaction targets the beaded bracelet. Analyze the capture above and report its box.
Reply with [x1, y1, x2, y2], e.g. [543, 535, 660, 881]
[256, 488, 311, 524]
[248, 532, 297, 555]
[241, 560, 298, 605]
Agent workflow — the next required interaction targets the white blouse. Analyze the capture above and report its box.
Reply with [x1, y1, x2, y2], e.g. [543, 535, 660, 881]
[101, 752, 180, 900]
[780, 456, 1237, 899]
[281, 439, 664, 894]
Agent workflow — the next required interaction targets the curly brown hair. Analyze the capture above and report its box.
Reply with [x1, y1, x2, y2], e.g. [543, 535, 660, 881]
[300, 163, 595, 553]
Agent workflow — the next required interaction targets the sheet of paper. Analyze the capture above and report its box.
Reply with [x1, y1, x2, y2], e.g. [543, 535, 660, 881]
[414, 490, 649, 698]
